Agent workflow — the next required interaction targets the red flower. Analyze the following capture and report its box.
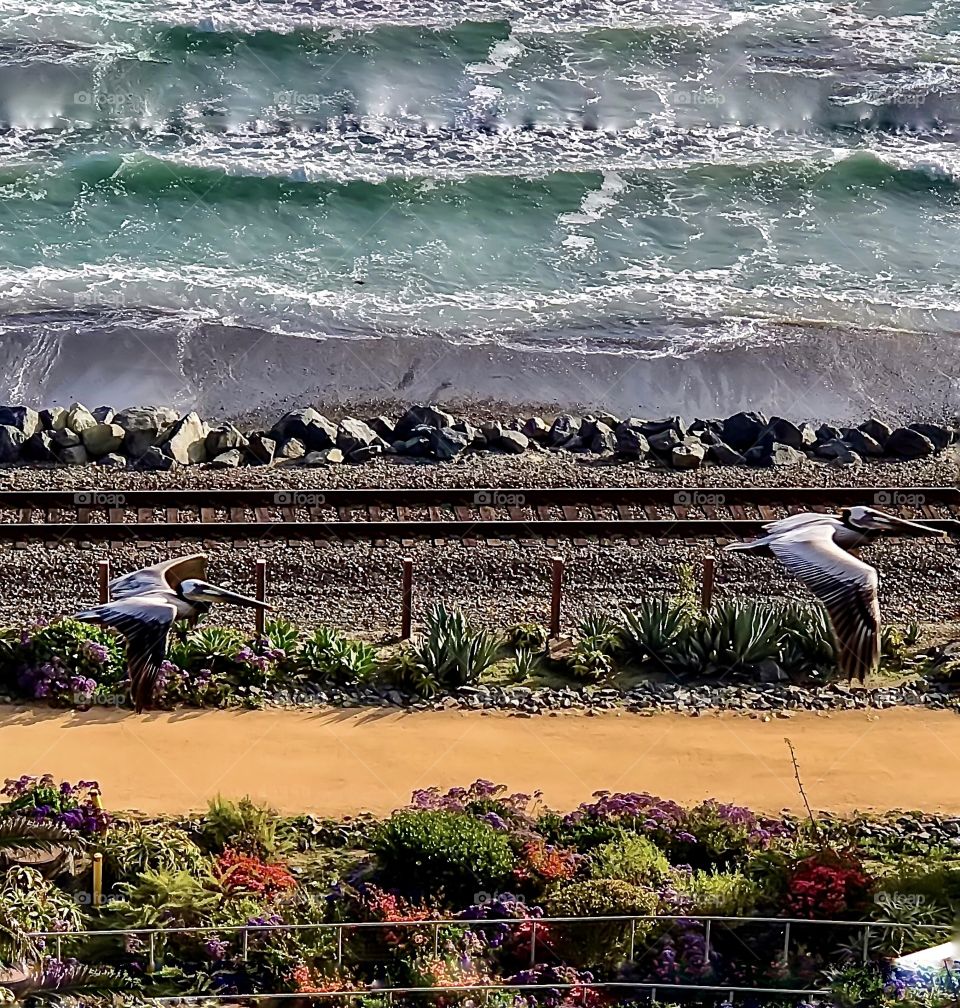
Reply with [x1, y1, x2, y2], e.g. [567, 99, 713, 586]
[214, 849, 296, 899]
[785, 855, 872, 918]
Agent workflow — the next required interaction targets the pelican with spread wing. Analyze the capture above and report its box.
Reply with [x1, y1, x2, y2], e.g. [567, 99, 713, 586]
[75, 554, 269, 712]
[725, 506, 946, 682]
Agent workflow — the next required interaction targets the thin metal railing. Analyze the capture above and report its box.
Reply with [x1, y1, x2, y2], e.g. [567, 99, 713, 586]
[36, 912, 954, 972]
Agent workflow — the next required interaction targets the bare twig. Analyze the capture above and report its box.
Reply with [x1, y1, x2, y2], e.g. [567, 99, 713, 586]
[784, 738, 823, 844]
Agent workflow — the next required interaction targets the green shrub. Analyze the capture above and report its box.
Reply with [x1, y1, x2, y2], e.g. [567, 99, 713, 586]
[385, 604, 500, 697]
[371, 809, 514, 904]
[546, 879, 657, 966]
[103, 820, 208, 882]
[672, 869, 761, 916]
[618, 598, 693, 671]
[0, 866, 85, 962]
[299, 627, 380, 686]
[567, 638, 616, 682]
[196, 795, 282, 858]
[686, 600, 782, 675]
[505, 623, 549, 652]
[588, 833, 670, 887]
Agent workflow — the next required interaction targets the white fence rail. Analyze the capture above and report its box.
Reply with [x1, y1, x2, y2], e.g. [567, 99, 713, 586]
[27, 912, 954, 1002]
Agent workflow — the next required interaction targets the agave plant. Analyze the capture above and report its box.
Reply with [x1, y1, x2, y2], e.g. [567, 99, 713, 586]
[577, 612, 623, 656]
[0, 818, 82, 857]
[299, 628, 380, 686]
[568, 639, 615, 683]
[619, 597, 694, 671]
[779, 603, 838, 679]
[386, 604, 501, 696]
[513, 647, 537, 680]
[686, 600, 782, 677]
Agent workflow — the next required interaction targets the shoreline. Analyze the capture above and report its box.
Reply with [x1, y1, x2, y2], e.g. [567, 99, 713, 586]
[3, 320, 960, 423]
[3, 705, 958, 817]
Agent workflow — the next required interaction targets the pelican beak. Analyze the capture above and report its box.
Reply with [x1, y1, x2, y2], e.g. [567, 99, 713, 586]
[199, 584, 272, 609]
[882, 515, 949, 537]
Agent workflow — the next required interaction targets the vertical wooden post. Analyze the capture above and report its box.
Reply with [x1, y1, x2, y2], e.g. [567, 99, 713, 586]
[701, 555, 716, 613]
[549, 557, 564, 638]
[92, 852, 103, 907]
[98, 560, 110, 603]
[255, 559, 267, 637]
[400, 557, 413, 640]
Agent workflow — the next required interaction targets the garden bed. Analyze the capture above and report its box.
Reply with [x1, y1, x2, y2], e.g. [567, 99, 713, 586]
[0, 777, 957, 1007]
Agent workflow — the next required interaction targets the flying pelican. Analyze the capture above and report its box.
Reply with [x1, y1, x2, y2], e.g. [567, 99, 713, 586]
[74, 554, 269, 712]
[725, 506, 946, 682]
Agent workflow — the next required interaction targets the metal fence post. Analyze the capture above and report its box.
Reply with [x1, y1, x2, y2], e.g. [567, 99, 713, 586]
[701, 555, 715, 612]
[401, 558, 413, 640]
[549, 558, 564, 638]
[55, 936, 62, 960]
[704, 919, 712, 966]
[629, 919, 636, 963]
[782, 922, 791, 966]
[242, 928, 249, 961]
[433, 923, 439, 959]
[148, 933, 156, 974]
[336, 925, 343, 964]
[255, 559, 267, 637]
[530, 921, 538, 966]
[862, 925, 871, 965]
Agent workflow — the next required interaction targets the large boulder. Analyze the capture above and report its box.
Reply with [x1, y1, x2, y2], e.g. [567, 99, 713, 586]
[392, 435, 432, 458]
[769, 416, 816, 450]
[65, 402, 97, 433]
[908, 422, 952, 451]
[615, 419, 650, 457]
[671, 441, 706, 469]
[521, 416, 549, 441]
[639, 416, 686, 438]
[366, 416, 396, 443]
[137, 445, 176, 471]
[722, 411, 770, 451]
[52, 429, 81, 451]
[840, 428, 883, 457]
[162, 412, 208, 465]
[707, 441, 745, 466]
[815, 423, 843, 443]
[58, 444, 89, 465]
[393, 404, 455, 440]
[427, 427, 471, 460]
[545, 414, 582, 448]
[271, 408, 338, 450]
[209, 448, 243, 469]
[744, 441, 805, 467]
[21, 431, 56, 462]
[96, 452, 126, 468]
[81, 422, 125, 457]
[815, 439, 861, 464]
[205, 423, 248, 457]
[304, 447, 344, 466]
[337, 418, 383, 457]
[0, 425, 26, 463]
[276, 437, 307, 460]
[39, 407, 67, 431]
[647, 428, 684, 454]
[859, 418, 892, 446]
[246, 433, 276, 465]
[496, 429, 529, 454]
[886, 427, 935, 458]
[91, 406, 114, 424]
[0, 406, 40, 437]
[114, 406, 177, 456]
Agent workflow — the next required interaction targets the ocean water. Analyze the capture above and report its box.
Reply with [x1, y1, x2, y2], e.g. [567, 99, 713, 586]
[2, 0, 960, 408]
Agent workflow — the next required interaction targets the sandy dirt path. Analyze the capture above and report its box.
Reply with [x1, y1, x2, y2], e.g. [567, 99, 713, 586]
[0, 706, 957, 817]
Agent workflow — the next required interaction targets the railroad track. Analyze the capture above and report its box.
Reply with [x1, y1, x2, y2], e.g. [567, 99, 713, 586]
[0, 487, 956, 545]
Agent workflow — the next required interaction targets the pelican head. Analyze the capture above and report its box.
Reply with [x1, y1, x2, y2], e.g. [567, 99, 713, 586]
[841, 506, 947, 538]
[178, 578, 271, 609]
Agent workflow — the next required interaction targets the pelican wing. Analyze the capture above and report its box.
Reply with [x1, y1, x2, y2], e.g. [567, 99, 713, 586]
[76, 596, 178, 712]
[109, 554, 207, 601]
[769, 525, 880, 683]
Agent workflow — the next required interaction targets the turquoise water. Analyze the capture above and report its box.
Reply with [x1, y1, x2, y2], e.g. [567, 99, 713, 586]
[2, 0, 960, 354]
